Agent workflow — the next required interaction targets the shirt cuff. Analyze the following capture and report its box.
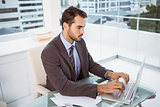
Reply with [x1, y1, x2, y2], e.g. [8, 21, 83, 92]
[104, 70, 113, 80]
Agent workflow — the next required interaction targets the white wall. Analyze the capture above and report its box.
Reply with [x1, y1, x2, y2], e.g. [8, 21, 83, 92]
[43, 0, 61, 33]
[100, 25, 118, 58]
[84, 23, 160, 69]
[84, 24, 102, 61]
[117, 28, 138, 59]
[137, 31, 160, 68]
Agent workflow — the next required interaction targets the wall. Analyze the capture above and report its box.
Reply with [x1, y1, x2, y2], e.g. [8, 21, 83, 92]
[84, 23, 160, 70]
[43, 0, 61, 33]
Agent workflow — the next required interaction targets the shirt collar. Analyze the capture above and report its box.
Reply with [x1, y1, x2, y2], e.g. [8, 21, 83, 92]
[60, 33, 75, 50]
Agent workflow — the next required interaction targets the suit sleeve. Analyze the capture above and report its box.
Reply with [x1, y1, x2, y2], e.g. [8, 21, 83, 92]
[41, 46, 97, 98]
[88, 53, 111, 79]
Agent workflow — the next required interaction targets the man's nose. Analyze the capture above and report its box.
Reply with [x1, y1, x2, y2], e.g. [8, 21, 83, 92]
[80, 28, 84, 34]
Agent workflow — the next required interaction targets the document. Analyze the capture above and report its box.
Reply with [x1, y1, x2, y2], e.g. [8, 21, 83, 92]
[50, 93, 102, 107]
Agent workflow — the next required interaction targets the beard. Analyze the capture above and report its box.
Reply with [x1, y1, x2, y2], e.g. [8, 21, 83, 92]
[67, 28, 82, 42]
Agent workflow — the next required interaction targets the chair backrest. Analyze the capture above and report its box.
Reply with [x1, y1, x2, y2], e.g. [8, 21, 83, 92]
[27, 45, 46, 86]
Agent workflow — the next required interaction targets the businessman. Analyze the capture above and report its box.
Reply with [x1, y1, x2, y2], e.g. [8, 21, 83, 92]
[41, 6, 129, 98]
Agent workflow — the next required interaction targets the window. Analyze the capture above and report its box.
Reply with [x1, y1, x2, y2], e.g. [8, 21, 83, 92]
[0, 8, 17, 13]
[19, 0, 41, 1]
[20, 8, 43, 13]
[0, 0, 44, 35]
[111, 2, 116, 6]
[21, 14, 43, 19]
[0, 17, 19, 22]
[61, 0, 160, 33]
[99, 3, 105, 8]
[99, 9, 105, 12]
[19, 3, 42, 7]
[89, 3, 94, 8]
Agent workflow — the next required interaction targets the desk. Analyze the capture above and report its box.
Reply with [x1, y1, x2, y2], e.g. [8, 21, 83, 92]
[19, 76, 156, 107]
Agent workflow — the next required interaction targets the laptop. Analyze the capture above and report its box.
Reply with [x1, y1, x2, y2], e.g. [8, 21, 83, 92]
[99, 58, 145, 104]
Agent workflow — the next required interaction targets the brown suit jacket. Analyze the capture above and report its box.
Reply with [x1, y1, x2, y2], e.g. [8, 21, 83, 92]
[41, 34, 110, 98]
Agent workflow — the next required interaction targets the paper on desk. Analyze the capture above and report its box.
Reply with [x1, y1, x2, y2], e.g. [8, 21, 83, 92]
[50, 93, 101, 107]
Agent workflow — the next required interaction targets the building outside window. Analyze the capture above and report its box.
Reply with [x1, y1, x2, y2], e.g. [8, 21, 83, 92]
[61, 0, 160, 33]
[111, 2, 116, 7]
[99, 3, 105, 8]
[0, 0, 44, 35]
[89, 3, 95, 8]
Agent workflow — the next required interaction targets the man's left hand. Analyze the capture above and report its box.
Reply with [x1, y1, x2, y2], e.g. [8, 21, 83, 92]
[107, 72, 130, 84]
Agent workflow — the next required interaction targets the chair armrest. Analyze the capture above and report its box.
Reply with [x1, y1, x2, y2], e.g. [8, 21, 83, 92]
[0, 100, 7, 107]
[33, 84, 51, 95]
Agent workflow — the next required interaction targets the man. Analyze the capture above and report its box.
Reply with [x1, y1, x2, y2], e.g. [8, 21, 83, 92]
[41, 6, 129, 99]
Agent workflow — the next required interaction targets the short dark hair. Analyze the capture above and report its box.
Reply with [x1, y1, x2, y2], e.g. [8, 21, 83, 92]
[61, 6, 87, 29]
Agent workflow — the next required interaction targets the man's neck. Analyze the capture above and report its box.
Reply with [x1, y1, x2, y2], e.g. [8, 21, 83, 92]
[62, 31, 73, 44]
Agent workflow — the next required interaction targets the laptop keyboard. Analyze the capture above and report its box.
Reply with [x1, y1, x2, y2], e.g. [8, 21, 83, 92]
[118, 83, 135, 99]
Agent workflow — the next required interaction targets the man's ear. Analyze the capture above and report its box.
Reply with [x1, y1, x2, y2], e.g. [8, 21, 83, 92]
[63, 22, 69, 30]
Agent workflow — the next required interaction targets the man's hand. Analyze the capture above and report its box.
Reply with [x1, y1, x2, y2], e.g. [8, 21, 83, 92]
[107, 72, 130, 84]
[97, 80, 125, 93]
[97, 71, 129, 94]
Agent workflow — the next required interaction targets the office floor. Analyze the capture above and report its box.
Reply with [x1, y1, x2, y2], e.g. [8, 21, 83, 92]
[100, 58, 160, 107]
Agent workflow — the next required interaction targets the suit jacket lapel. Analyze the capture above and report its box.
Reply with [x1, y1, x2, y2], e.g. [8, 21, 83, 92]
[53, 35, 76, 80]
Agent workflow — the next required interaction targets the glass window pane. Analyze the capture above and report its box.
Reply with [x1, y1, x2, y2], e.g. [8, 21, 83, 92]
[87, 15, 102, 25]
[139, 5, 160, 19]
[0, 0, 44, 35]
[60, 0, 159, 34]
[139, 19, 160, 33]
[127, 18, 137, 30]
[102, 16, 118, 26]
[119, 17, 137, 30]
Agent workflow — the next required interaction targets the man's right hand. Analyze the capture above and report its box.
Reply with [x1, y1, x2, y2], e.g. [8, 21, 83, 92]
[97, 80, 125, 94]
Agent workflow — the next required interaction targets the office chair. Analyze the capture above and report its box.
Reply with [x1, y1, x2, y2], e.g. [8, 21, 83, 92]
[0, 100, 7, 107]
[27, 45, 51, 98]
